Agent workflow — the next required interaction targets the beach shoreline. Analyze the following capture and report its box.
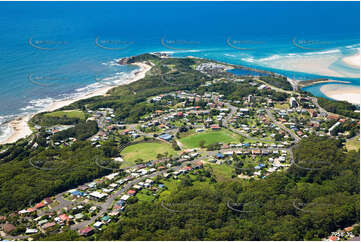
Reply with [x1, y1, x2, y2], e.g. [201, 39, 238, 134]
[320, 84, 360, 105]
[342, 52, 360, 69]
[0, 62, 152, 145]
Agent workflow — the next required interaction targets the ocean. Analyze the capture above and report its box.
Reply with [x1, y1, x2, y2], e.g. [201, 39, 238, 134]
[0, 2, 359, 141]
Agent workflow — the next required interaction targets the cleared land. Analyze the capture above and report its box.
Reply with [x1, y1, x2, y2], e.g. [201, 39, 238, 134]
[121, 142, 178, 163]
[206, 163, 235, 182]
[179, 128, 239, 148]
[45, 110, 85, 120]
[346, 136, 360, 151]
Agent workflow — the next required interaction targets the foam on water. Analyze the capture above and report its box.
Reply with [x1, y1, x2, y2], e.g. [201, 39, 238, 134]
[0, 62, 139, 143]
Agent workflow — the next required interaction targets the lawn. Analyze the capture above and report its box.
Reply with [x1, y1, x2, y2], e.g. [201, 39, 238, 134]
[45, 110, 85, 120]
[346, 136, 360, 151]
[159, 175, 214, 200]
[274, 103, 290, 109]
[206, 163, 235, 182]
[121, 142, 178, 163]
[158, 178, 180, 200]
[179, 128, 239, 148]
[119, 160, 136, 169]
[136, 190, 156, 202]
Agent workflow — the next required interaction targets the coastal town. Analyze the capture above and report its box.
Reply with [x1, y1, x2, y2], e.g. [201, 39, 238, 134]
[0, 54, 359, 241]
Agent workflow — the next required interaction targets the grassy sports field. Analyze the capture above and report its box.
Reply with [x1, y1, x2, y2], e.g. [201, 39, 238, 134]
[121, 142, 178, 163]
[179, 128, 239, 148]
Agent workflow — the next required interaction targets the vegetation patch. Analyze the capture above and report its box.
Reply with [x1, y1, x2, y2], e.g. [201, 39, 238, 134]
[179, 128, 239, 148]
[44, 110, 86, 120]
[346, 136, 360, 151]
[206, 163, 236, 182]
[121, 142, 178, 163]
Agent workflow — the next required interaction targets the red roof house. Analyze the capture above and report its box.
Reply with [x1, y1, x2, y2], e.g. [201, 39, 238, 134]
[127, 190, 136, 196]
[344, 227, 353, 232]
[328, 236, 339, 241]
[210, 124, 220, 130]
[79, 227, 94, 236]
[35, 202, 46, 209]
[185, 166, 192, 171]
[59, 214, 70, 223]
[42, 222, 56, 230]
[27, 207, 36, 213]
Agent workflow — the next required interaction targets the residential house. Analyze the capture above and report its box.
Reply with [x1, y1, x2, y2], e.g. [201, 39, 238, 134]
[210, 124, 221, 130]
[35, 202, 46, 209]
[42, 222, 56, 231]
[93, 221, 103, 229]
[79, 227, 94, 237]
[25, 228, 38, 234]
[128, 190, 137, 196]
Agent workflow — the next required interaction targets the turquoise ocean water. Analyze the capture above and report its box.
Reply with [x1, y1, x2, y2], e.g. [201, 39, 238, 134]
[0, 2, 359, 140]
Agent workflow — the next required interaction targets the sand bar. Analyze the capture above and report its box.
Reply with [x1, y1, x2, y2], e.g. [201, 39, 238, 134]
[0, 62, 152, 145]
[342, 52, 360, 68]
[265, 54, 360, 78]
[320, 84, 360, 105]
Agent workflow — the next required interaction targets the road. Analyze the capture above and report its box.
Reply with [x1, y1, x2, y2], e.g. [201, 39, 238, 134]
[222, 103, 274, 142]
[69, 156, 205, 231]
[6, 97, 302, 239]
[265, 109, 301, 143]
[311, 97, 328, 116]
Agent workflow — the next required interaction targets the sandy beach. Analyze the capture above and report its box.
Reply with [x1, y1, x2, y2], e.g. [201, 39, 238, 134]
[320, 84, 360, 105]
[264, 54, 360, 78]
[342, 52, 360, 68]
[0, 62, 152, 145]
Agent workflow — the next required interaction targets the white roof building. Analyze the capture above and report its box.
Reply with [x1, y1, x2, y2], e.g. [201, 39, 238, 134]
[94, 221, 103, 229]
[25, 228, 38, 234]
[105, 173, 119, 180]
[90, 191, 108, 199]
[120, 195, 130, 201]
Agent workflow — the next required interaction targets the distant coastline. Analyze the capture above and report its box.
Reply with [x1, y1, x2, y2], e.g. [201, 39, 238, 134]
[0, 53, 359, 145]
